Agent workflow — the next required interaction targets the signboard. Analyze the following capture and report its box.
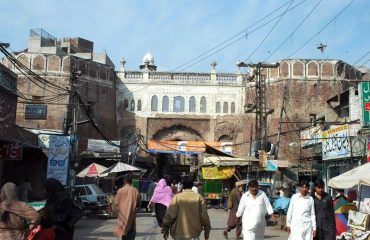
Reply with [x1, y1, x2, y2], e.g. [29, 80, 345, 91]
[202, 166, 235, 179]
[322, 125, 351, 160]
[361, 82, 370, 127]
[25, 104, 47, 120]
[87, 139, 120, 153]
[348, 210, 370, 231]
[0, 141, 23, 160]
[148, 140, 233, 155]
[264, 160, 278, 171]
[46, 135, 70, 185]
[301, 125, 322, 147]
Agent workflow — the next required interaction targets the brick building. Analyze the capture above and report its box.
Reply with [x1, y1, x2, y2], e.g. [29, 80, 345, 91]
[1, 29, 117, 196]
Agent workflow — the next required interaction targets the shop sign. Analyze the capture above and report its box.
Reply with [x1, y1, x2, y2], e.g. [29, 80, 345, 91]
[322, 125, 350, 160]
[0, 141, 23, 160]
[87, 139, 120, 153]
[361, 82, 370, 127]
[300, 125, 322, 147]
[202, 166, 235, 179]
[368, 136, 370, 162]
[46, 135, 70, 185]
[25, 104, 47, 120]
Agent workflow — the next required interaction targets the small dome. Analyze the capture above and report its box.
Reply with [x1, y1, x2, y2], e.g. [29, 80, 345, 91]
[142, 52, 154, 65]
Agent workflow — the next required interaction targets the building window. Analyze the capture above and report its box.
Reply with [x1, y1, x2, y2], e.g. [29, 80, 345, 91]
[173, 96, 185, 112]
[200, 97, 206, 113]
[123, 99, 129, 112]
[223, 102, 228, 113]
[189, 96, 196, 112]
[162, 96, 169, 112]
[137, 100, 142, 111]
[151, 96, 158, 111]
[231, 102, 235, 113]
[32, 96, 44, 103]
[216, 102, 221, 113]
[130, 100, 135, 111]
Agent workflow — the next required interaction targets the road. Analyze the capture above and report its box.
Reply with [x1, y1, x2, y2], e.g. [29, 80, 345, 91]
[74, 208, 289, 240]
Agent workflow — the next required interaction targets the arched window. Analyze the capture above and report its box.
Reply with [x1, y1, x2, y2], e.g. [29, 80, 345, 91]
[151, 95, 158, 111]
[137, 100, 142, 111]
[162, 96, 169, 112]
[123, 99, 128, 112]
[200, 97, 206, 113]
[231, 102, 235, 113]
[130, 100, 135, 111]
[189, 96, 196, 112]
[173, 96, 185, 112]
[216, 102, 221, 113]
[223, 102, 228, 113]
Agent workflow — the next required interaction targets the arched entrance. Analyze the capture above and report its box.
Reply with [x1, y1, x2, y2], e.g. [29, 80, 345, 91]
[152, 124, 204, 141]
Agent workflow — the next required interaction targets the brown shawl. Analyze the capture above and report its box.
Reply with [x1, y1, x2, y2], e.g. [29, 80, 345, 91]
[0, 182, 40, 240]
[114, 184, 141, 237]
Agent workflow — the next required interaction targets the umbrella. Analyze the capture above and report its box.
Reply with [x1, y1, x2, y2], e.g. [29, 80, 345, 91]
[76, 163, 108, 178]
[99, 162, 146, 178]
[328, 162, 370, 189]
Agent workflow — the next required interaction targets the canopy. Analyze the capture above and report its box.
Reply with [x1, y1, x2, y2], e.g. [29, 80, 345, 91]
[76, 163, 108, 178]
[328, 162, 370, 189]
[99, 162, 146, 178]
[202, 156, 258, 166]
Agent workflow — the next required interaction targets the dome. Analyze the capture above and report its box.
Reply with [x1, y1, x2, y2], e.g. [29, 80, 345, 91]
[142, 52, 154, 65]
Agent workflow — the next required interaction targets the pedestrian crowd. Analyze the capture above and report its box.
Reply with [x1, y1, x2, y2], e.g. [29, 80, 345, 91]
[0, 176, 350, 240]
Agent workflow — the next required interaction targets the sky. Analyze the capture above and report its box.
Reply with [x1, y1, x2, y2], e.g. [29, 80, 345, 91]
[1, 0, 370, 73]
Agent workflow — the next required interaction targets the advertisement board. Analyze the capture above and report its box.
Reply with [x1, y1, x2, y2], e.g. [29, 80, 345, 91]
[300, 125, 322, 147]
[87, 139, 120, 153]
[0, 141, 23, 160]
[25, 104, 47, 120]
[202, 166, 235, 179]
[46, 135, 70, 185]
[322, 125, 350, 160]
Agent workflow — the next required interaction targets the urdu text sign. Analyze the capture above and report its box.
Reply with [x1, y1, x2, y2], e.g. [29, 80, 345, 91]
[362, 82, 370, 127]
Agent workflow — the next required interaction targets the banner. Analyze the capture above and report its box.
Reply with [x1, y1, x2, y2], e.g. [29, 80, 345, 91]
[87, 139, 120, 153]
[0, 141, 23, 160]
[361, 82, 370, 127]
[46, 135, 70, 185]
[202, 166, 235, 179]
[148, 140, 233, 155]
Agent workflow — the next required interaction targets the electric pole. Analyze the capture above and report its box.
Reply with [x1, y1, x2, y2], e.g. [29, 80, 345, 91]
[67, 70, 81, 195]
[238, 62, 279, 154]
[274, 83, 289, 160]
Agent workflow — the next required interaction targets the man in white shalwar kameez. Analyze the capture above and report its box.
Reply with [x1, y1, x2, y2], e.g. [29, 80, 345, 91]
[286, 179, 316, 240]
[236, 180, 276, 240]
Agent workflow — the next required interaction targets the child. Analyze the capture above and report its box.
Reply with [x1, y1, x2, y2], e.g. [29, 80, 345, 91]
[28, 207, 55, 240]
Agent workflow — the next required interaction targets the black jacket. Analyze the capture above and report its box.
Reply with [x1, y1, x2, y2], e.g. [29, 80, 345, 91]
[312, 192, 336, 240]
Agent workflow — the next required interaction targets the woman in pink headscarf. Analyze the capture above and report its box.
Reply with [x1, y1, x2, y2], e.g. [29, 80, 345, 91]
[147, 178, 173, 230]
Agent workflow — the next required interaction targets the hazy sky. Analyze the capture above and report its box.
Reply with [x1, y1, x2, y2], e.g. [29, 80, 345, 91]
[1, 0, 369, 73]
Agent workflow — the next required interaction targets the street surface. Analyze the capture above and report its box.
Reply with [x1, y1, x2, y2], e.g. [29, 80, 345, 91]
[74, 208, 289, 240]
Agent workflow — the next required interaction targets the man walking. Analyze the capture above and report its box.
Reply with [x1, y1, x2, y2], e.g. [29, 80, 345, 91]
[236, 179, 276, 240]
[114, 174, 141, 240]
[223, 181, 244, 239]
[286, 179, 316, 240]
[162, 176, 211, 240]
[312, 179, 336, 240]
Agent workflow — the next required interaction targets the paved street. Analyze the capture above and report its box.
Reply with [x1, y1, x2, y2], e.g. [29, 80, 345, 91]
[74, 208, 289, 240]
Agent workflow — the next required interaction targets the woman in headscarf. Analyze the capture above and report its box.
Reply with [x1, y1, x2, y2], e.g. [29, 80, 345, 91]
[0, 182, 40, 240]
[43, 178, 81, 240]
[147, 178, 174, 230]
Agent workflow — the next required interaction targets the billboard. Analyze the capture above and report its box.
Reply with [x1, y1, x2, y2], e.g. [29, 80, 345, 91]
[322, 125, 350, 160]
[300, 125, 322, 147]
[25, 104, 47, 120]
[46, 135, 70, 185]
[87, 139, 120, 153]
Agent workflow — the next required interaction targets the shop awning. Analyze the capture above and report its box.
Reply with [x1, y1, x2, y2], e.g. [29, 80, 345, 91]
[328, 162, 370, 188]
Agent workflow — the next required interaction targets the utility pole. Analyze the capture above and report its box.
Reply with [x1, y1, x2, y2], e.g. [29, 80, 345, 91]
[238, 62, 279, 152]
[274, 83, 289, 160]
[67, 70, 81, 195]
